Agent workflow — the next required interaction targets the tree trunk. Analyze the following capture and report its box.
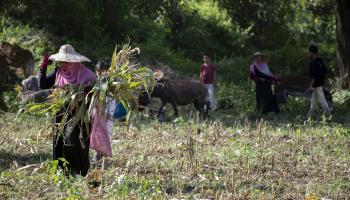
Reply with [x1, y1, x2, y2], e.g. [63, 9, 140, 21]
[167, 0, 183, 49]
[336, 0, 350, 89]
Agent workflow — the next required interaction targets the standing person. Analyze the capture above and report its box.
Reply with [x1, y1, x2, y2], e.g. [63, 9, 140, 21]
[249, 52, 279, 116]
[200, 53, 217, 111]
[39, 44, 110, 176]
[92, 58, 126, 164]
[306, 44, 332, 117]
[92, 58, 115, 163]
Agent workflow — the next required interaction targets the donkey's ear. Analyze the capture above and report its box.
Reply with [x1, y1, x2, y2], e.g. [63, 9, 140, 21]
[154, 70, 164, 80]
[20, 79, 27, 91]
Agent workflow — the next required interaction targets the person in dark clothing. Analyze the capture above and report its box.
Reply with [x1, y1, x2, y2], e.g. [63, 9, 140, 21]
[39, 44, 96, 176]
[249, 52, 279, 116]
[306, 44, 331, 116]
[39, 53, 57, 89]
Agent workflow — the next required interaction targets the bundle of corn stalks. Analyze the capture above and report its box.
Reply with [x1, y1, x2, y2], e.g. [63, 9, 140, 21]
[25, 44, 156, 132]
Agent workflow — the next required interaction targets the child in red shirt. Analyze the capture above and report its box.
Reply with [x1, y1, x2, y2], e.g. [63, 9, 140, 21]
[200, 53, 217, 111]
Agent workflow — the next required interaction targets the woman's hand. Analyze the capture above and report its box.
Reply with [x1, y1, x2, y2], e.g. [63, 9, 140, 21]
[306, 87, 314, 93]
[40, 53, 52, 70]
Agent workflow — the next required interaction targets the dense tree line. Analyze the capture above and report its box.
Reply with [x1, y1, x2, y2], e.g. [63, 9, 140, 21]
[1, 0, 349, 87]
[0, 0, 334, 54]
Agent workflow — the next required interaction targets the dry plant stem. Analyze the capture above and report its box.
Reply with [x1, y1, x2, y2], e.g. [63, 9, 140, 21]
[1, 111, 349, 199]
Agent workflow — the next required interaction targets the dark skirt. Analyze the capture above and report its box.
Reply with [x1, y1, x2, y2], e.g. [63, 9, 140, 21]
[255, 81, 279, 114]
[53, 110, 90, 176]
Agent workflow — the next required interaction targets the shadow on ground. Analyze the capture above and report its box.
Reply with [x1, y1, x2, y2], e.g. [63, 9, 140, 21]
[0, 150, 50, 171]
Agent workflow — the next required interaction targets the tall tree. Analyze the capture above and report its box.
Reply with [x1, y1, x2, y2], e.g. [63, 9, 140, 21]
[217, 0, 292, 49]
[164, 0, 184, 50]
[335, 0, 350, 89]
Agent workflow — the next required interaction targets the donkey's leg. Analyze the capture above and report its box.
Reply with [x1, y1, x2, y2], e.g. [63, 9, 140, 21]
[157, 101, 166, 117]
[170, 100, 179, 117]
[193, 100, 204, 119]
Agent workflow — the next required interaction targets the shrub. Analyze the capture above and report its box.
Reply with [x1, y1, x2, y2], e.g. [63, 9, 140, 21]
[216, 56, 250, 83]
[2, 91, 21, 113]
[215, 44, 336, 84]
[216, 80, 255, 116]
[135, 21, 199, 74]
[0, 17, 55, 62]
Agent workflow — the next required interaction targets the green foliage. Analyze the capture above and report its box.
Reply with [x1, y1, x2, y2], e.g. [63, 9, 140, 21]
[139, 38, 199, 74]
[216, 81, 255, 116]
[302, 0, 335, 44]
[0, 0, 340, 117]
[107, 176, 163, 199]
[331, 89, 350, 118]
[162, 0, 251, 60]
[333, 90, 350, 106]
[217, 0, 294, 49]
[0, 0, 251, 69]
[26, 85, 83, 117]
[99, 44, 156, 108]
[2, 0, 99, 40]
[266, 46, 310, 76]
[1, 0, 337, 79]
[214, 44, 336, 80]
[216, 56, 250, 82]
[216, 48, 303, 83]
[2, 91, 21, 113]
[25, 44, 156, 134]
[267, 44, 337, 78]
[0, 17, 119, 73]
[0, 17, 55, 62]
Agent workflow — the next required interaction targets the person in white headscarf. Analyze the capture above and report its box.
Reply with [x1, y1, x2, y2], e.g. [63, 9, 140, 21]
[249, 52, 279, 115]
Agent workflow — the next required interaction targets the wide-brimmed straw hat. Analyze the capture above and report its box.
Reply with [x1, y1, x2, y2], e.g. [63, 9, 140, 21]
[49, 44, 91, 62]
[252, 51, 265, 58]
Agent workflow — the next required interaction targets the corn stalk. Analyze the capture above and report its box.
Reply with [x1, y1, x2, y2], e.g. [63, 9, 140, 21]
[25, 44, 156, 136]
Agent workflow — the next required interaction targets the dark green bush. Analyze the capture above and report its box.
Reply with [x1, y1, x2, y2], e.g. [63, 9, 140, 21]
[216, 56, 250, 83]
[216, 80, 255, 116]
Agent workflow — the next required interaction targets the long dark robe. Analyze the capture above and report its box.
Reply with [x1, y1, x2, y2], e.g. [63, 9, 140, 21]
[253, 67, 279, 114]
[40, 68, 91, 176]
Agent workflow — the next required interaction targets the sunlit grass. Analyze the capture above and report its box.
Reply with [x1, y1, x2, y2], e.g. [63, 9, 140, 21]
[1, 111, 349, 199]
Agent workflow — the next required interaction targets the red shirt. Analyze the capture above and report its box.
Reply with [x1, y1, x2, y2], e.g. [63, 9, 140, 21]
[200, 63, 216, 84]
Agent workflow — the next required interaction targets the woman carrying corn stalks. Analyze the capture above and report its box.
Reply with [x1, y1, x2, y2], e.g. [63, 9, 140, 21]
[39, 44, 111, 176]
